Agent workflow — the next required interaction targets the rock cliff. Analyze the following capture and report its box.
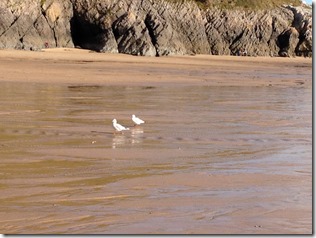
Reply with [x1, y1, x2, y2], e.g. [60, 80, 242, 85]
[0, 0, 73, 50]
[0, 0, 312, 57]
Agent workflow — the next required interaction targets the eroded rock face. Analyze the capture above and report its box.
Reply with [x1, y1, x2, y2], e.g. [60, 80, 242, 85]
[287, 5, 312, 57]
[70, 0, 312, 57]
[0, 0, 312, 57]
[0, 0, 73, 50]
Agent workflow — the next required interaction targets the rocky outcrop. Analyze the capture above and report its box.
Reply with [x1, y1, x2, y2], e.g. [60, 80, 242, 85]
[287, 5, 313, 56]
[0, 0, 73, 50]
[0, 0, 312, 57]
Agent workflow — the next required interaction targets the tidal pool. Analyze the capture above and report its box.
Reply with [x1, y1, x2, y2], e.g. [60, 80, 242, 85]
[0, 82, 311, 234]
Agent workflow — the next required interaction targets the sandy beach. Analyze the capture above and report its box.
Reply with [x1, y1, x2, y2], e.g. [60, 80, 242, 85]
[0, 48, 312, 86]
[0, 49, 312, 234]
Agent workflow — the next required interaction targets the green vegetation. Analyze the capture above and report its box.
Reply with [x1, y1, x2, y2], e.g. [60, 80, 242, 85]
[40, 0, 46, 7]
[165, 0, 302, 10]
[215, 0, 302, 9]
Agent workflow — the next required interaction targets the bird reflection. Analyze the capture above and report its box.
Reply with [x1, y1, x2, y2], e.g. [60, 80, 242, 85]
[131, 127, 144, 145]
[112, 134, 128, 149]
[111, 127, 144, 148]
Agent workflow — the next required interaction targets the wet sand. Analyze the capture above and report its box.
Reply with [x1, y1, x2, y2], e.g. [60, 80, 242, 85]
[0, 49, 312, 234]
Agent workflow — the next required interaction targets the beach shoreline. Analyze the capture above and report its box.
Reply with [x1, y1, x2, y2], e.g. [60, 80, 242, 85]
[0, 48, 312, 87]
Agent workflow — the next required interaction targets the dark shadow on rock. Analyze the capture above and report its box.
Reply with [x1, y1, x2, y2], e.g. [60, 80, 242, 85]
[144, 14, 158, 57]
[277, 31, 289, 57]
[70, 12, 106, 52]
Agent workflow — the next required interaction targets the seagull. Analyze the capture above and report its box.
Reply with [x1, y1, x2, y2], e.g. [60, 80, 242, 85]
[112, 119, 129, 133]
[132, 114, 145, 126]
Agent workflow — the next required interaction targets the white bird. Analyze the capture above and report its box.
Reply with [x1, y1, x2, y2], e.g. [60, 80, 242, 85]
[112, 119, 129, 132]
[132, 114, 145, 126]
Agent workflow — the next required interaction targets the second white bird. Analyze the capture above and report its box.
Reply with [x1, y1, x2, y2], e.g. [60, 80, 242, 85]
[132, 114, 145, 125]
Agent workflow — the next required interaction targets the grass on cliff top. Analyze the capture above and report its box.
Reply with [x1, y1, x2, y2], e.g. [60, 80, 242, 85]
[217, 0, 302, 9]
[166, 0, 302, 10]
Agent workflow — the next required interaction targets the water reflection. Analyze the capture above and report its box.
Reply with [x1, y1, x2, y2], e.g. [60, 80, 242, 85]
[131, 127, 144, 145]
[112, 133, 128, 149]
[0, 82, 311, 154]
[0, 81, 311, 234]
[111, 127, 144, 149]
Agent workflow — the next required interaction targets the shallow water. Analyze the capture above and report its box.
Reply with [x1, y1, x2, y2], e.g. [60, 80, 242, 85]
[0, 82, 312, 234]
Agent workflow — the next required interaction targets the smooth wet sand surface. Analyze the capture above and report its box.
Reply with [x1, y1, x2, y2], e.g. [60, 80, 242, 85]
[0, 49, 312, 234]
